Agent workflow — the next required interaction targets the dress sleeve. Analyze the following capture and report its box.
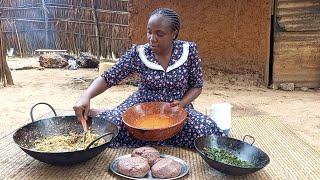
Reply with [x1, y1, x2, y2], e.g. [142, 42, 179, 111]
[101, 45, 139, 87]
[188, 42, 204, 88]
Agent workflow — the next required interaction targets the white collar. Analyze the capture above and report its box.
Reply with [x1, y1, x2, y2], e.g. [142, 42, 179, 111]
[138, 43, 189, 73]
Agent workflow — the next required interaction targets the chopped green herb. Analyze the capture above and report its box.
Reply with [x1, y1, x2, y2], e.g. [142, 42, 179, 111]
[203, 147, 254, 168]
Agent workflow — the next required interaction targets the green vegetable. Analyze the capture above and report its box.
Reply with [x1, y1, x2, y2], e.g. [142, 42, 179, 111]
[203, 147, 254, 168]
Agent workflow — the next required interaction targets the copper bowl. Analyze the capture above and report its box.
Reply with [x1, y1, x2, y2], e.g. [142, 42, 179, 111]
[122, 102, 188, 141]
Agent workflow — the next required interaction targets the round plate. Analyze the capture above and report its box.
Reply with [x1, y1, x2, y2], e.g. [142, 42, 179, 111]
[110, 154, 189, 179]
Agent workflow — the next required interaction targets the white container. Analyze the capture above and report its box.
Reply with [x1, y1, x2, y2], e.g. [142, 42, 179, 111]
[206, 103, 232, 135]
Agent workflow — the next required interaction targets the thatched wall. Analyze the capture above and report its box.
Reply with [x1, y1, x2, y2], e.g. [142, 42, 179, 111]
[0, 0, 130, 58]
[128, 0, 272, 81]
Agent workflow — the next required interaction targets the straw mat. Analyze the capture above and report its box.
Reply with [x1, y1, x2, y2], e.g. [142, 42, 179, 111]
[0, 116, 319, 180]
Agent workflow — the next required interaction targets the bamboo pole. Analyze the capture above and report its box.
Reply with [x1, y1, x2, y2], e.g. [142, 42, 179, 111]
[41, 0, 49, 48]
[91, 0, 100, 60]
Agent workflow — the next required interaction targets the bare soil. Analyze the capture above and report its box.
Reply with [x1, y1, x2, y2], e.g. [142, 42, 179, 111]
[1, 57, 319, 151]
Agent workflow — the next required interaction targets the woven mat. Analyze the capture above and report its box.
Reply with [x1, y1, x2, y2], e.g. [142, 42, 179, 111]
[0, 116, 319, 180]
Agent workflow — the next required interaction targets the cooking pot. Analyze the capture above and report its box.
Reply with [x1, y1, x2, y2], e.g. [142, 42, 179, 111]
[13, 102, 118, 166]
[194, 135, 270, 176]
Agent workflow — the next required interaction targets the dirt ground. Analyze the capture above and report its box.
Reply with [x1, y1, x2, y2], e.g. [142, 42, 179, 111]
[1, 57, 320, 151]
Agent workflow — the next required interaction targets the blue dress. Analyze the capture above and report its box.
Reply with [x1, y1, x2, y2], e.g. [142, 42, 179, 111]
[98, 40, 224, 148]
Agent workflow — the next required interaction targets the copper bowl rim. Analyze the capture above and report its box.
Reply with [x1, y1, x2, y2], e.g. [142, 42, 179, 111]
[122, 102, 188, 131]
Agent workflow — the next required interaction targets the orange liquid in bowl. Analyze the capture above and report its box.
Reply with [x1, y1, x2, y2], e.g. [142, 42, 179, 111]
[133, 114, 176, 129]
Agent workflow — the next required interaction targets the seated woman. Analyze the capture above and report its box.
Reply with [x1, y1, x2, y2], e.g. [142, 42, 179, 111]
[73, 8, 225, 148]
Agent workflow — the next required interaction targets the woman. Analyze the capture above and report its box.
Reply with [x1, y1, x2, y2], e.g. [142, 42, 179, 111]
[73, 8, 224, 148]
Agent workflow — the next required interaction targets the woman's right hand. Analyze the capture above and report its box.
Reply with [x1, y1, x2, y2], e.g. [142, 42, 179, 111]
[73, 76, 109, 121]
[73, 95, 90, 121]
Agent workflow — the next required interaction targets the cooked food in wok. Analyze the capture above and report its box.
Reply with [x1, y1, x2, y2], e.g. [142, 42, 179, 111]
[34, 131, 105, 152]
[203, 147, 254, 168]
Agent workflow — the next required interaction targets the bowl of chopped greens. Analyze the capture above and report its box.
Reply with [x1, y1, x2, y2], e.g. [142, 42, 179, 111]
[194, 135, 270, 176]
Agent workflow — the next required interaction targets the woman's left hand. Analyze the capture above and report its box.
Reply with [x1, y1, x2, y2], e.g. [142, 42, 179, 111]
[170, 87, 202, 108]
[170, 100, 184, 108]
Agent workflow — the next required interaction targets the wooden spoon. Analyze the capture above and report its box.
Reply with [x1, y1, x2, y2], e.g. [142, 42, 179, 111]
[80, 110, 88, 143]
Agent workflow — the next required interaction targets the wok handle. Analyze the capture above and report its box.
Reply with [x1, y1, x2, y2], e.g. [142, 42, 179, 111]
[242, 135, 255, 146]
[85, 132, 115, 150]
[30, 102, 57, 122]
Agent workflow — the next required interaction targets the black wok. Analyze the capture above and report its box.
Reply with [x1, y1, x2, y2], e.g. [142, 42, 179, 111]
[194, 135, 270, 176]
[13, 102, 118, 166]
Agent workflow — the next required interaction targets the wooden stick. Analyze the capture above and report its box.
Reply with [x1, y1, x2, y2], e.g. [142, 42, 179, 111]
[3, 56, 14, 85]
[0, 12, 14, 86]
[91, 0, 101, 60]
[41, 0, 50, 48]
[13, 21, 23, 58]
[0, 16, 5, 85]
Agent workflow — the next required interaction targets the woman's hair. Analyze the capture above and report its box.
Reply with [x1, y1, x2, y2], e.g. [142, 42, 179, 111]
[150, 8, 180, 40]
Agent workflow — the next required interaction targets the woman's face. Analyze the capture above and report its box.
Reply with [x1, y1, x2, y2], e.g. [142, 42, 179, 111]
[147, 15, 177, 53]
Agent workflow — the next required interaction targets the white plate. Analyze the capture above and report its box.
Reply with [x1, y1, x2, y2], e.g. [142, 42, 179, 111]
[110, 154, 189, 180]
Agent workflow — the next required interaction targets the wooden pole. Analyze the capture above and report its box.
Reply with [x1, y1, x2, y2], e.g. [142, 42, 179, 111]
[41, 0, 50, 48]
[0, 13, 5, 85]
[13, 21, 23, 58]
[0, 12, 14, 86]
[3, 56, 14, 86]
[91, 0, 101, 60]
[77, 1, 81, 54]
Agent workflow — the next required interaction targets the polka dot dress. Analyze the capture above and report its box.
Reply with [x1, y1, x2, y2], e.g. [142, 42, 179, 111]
[99, 40, 224, 148]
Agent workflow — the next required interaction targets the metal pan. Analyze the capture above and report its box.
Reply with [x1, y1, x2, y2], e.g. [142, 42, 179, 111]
[194, 135, 270, 176]
[13, 102, 118, 166]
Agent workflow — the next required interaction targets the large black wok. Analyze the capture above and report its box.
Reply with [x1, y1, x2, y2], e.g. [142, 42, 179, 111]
[194, 135, 270, 176]
[13, 102, 118, 166]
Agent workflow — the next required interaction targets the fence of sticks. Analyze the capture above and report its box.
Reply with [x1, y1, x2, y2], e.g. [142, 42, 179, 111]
[0, 0, 130, 59]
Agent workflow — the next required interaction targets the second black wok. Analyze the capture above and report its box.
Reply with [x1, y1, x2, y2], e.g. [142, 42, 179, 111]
[194, 135, 270, 176]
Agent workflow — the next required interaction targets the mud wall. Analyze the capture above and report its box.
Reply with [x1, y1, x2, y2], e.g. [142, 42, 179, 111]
[128, 0, 272, 82]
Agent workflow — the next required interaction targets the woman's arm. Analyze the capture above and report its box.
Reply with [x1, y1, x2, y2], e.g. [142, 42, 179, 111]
[81, 77, 108, 99]
[172, 87, 202, 108]
[181, 87, 202, 107]
[73, 45, 139, 119]
[171, 42, 203, 108]
[73, 77, 108, 119]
